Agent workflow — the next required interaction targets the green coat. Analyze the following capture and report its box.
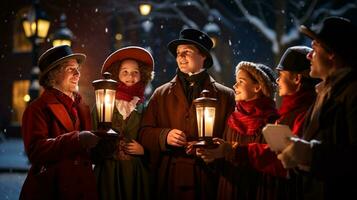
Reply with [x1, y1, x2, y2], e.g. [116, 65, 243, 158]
[92, 103, 150, 200]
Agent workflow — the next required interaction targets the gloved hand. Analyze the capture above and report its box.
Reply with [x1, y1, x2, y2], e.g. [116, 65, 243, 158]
[196, 138, 231, 163]
[78, 131, 99, 149]
[277, 138, 321, 171]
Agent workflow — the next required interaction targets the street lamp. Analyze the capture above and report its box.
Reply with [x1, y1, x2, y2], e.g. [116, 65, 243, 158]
[138, 2, 152, 16]
[22, 0, 50, 102]
[92, 72, 119, 137]
[51, 13, 74, 47]
[193, 90, 218, 148]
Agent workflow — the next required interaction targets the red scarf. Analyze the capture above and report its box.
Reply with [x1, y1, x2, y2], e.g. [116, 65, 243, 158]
[277, 89, 316, 135]
[115, 81, 145, 103]
[227, 96, 278, 136]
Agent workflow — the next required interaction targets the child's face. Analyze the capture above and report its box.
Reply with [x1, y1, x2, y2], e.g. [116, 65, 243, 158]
[276, 70, 299, 96]
[118, 59, 141, 86]
[233, 69, 261, 102]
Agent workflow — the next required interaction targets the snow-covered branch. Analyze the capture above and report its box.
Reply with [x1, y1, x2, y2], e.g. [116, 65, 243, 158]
[234, 0, 279, 53]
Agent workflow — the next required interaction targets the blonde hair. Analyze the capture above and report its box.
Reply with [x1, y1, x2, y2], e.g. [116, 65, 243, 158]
[235, 61, 277, 98]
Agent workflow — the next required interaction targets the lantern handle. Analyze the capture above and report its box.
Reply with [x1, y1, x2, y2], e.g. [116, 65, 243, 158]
[200, 90, 210, 97]
[103, 72, 112, 79]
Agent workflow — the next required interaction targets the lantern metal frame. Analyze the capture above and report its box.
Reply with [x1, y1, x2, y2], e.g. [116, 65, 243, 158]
[92, 72, 120, 138]
[193, 90, 218, 148]
[22, 1, 51, 102]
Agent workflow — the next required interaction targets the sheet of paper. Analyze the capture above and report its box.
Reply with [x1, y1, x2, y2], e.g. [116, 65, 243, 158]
[262, 124, 295, 152]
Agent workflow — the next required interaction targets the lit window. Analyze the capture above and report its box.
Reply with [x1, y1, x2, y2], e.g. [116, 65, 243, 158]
[12, 80, 30, 124]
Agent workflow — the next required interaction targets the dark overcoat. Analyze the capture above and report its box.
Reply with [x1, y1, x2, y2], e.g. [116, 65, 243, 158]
[302, 68, 357, 199]
[20, 89, 98, 200]
[139, 75, 235, 200]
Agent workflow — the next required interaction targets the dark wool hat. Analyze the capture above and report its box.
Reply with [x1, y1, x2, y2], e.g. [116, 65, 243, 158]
[38, 45, 86, 86]
[236, 61, 277, 98]
[276, 46, 312, 72]
[300, 16, 357, 65]
[168, 28, 213, 68]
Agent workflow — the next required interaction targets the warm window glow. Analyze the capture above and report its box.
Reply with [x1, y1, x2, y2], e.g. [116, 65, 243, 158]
[12, 80, 30, 124]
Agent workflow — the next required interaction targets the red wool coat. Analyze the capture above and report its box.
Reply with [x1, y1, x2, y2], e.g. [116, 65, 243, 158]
[20, 89, 98, 200]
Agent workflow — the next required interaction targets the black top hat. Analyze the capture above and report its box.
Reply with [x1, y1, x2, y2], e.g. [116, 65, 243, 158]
[276, 46, 312, 72]
[300, 16, 357, 65]
[168, 28, 213, 68]
[38, 45, 86, 86]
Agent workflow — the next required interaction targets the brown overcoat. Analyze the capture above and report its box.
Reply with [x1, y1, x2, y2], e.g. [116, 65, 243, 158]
[20, 89, 98, 200]
[139, 75, 235, 200]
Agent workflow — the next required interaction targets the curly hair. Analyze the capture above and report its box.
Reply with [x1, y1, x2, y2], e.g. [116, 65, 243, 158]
[41, 65, 65, 89]
[105, 58, 154, 86]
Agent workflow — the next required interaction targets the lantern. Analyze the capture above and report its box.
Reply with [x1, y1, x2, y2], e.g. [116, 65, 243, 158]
[92, 72, 119, 137]
[193, 90, 218, 148]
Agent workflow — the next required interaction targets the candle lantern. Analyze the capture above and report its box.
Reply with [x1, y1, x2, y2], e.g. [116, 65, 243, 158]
[92, 72, 119, 137]
[193, 90, 218, 148]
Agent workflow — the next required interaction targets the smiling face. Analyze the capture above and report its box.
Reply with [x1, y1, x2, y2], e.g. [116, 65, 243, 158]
[176, 44, 206, 74]
[53, 58, 81, 97]
[233, 69, 261, 101]
[118, 59, 141, 86]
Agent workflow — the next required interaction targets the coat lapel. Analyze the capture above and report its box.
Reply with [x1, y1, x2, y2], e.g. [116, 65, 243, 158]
[170, 76, 190, 109]
[77, 103, 92, 130]
[48, 104, 74, 132]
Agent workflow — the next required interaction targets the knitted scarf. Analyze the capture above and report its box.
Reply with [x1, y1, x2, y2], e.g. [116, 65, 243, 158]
[115, 81, 145, 103]
[227, 96, 279, 136]
[277, 89, 316, 135]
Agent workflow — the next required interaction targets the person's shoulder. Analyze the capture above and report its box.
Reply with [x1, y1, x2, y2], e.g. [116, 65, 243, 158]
[152, 77, 177, 94]
[213, 81, 235, 95]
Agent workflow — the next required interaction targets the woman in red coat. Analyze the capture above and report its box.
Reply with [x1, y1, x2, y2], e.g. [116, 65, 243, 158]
[20, 45, 99, 200]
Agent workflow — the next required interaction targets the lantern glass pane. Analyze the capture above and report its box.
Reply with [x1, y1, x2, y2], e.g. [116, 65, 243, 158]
[196, 106, 216, 138]
[204, 107, 215, 137]
[196, 106, 204, 138]
[53, 39, 71, 47]
[22, 21, 33, 37]
[37, 19, 50, 38]
[95, 89, 116, 122]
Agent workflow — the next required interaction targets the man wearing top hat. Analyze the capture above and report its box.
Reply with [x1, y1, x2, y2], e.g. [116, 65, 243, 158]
[278, 17, 357, 199]
[20, 45, 99, 200]
[139, 29, 235, 200]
